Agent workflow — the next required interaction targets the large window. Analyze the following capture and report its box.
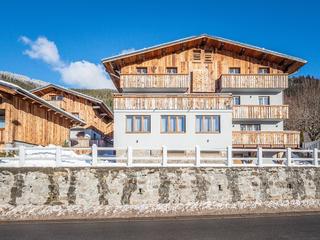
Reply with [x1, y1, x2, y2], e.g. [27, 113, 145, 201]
[240, 124, 261, 131]
[136, 67, 147, 74]
[228, 67, 241, 74]
[233, 96, 241, 105]
[161, 115, 186, 133]
[259, 96, 270, 105]
[196, 115, 220, 133]
[258, 67, 270, 74]
[166, 67, 177, 74]
[126, 115, 151, 133]
[0, 110, 5, 128]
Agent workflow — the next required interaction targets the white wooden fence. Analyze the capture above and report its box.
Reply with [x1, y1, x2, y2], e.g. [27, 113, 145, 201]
[0, 145, 318, 168]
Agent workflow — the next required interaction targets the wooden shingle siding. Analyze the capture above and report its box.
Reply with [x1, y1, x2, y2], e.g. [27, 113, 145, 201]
[233, 105, 289, 120]
[113, 95, 232, 110]
[232, 131, 300, 148]
[219, 74, 288, 89]
[120, 74, 190, 89]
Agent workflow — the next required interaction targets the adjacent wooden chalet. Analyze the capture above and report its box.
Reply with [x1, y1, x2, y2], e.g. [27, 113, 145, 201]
[32, 84, 113, 147]
[0, 80, 85, 147]
[102, 34, 306, 149]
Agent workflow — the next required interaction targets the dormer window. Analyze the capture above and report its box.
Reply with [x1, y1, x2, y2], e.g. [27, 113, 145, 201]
[50, 95, 64, 101]
[166, 67, 177, 74]
[228, 68, 241, 74]
[258, 67, 270, 74]
[136, 67, 147, 74]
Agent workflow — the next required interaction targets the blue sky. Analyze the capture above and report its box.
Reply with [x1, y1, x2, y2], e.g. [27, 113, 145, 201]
[0, 0, 319, 89]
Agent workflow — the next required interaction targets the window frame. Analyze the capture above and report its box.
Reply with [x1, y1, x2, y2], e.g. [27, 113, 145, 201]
[0, 109, 5, 129]
[233, 96, 241, 106]
[192, 49, 201, 62]
[126, 115, 151, 133]
[50, 95, 64, 101]
[240, 124, 261, 131]
[228, 67, 241, 74]
[258, 96, 270, 105]
[195, 115, 221, 134]
[166, 67, 178, 74]
[136, 67, 148, 74]
[161, 115, 186, 134]
[258, 67, 270, 74]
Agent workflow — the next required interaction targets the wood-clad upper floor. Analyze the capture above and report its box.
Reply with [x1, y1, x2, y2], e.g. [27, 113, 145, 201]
[32, 85, 113, 137]
[113, 94, 232, 110]
[0, 81, 84, 146]
[233, 105, 289, 120]
[232, 131, 300, 148]
[102, 34, 306, 92]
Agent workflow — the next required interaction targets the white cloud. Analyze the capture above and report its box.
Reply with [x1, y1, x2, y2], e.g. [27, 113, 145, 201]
[20, 36, 62, 66]
[120, 48, 135, 55]
[57, 61, 114, 89]
[20, 36, 115, 89]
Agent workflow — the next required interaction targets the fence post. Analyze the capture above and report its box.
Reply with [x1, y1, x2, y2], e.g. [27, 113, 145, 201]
[227, 146, 232, 167]
[314, 148, 318, 167]
[195, 145, 201, 167]
[286, 148, 292, 167]
[55, 146, 62, 166]
[162, 145, 167, 167]
[19, 145, 25, 166]
[127, 146, 132, 167]
[257, 147, 263, 167]
[92, 144, 98, 166]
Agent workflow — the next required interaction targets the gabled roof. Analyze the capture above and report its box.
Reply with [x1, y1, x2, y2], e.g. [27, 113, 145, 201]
[0, 80, 86, 125]
[31, 84, 113, 119]
[102, 34, 307, 90]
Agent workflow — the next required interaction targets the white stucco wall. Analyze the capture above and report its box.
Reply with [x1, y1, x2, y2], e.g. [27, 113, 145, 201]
[114, 110, 233, 149]
[232, 92, 283, 105]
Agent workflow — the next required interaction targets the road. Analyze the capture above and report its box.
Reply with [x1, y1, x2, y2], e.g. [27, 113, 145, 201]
[1, 214, 320, 240]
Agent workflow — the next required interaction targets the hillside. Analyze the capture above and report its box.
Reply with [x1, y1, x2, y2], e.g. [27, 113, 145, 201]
[0, 71, 47, 90]
[71, 88, 115, 109]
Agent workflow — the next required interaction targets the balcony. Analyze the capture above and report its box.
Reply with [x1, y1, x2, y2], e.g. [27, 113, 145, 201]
[233, 105, 289, 120]
[232, 131, 300, 148]
[113, 94, 232, 110]
[120, 74, 190, 92]
[219, 74, 288, 92]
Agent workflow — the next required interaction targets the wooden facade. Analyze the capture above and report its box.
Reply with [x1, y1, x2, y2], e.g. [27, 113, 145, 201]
[113, 94, 232, 110]
[0, 82, 83, 146]
[233, 105, 289, 120]
[232, 131, 300, 148]
[32, 85, 113, 137]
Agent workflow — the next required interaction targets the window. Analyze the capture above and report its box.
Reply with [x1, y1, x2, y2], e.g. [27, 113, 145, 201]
[126, 115, 151, 133]
[0, 110, 4, 128]
[259, 96, 270, 105]
[204, 50, 213, 63]
[50, 95, 64, 101]
[228, 68, 241, 74]
[233, 96, 241, 105]
[258, 67, 270, 74]
[161, 115, 186, 133]
[136, 67, 147, 74]
[192, 49, 201, 61]
[240, 124, 261, 131]
[166, 67, 177, 74]
[196, 115, 220, 133]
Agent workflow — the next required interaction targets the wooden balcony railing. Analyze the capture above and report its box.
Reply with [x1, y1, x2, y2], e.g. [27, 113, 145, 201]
[233, 105, 289, 120]
[232, 131, 300, 148]
[219, 74, 288, 90]
[113, 94, 232, 110]
[120, 74, 190, 90]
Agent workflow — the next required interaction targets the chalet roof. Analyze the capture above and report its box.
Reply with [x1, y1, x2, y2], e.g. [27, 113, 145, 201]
[0, 80, 86, 125]
[102, 34, 307, 89]
[31, 84, 113, 119]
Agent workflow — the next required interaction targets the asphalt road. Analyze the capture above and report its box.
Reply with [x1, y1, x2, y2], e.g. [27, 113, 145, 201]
[1, 214, 320, 240]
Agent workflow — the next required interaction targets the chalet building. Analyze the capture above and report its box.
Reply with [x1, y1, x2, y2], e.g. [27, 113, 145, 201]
[0, 80, 85, 147]
[32, 84, 113, 147]
[102, 34, 306, 150]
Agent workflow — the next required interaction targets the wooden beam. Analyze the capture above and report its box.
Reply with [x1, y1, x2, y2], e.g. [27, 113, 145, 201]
[259, 53, 267, 61]
[218, 43, 224, 51]
[239, 48, 246, 56]
[92, 106, 100, 109]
